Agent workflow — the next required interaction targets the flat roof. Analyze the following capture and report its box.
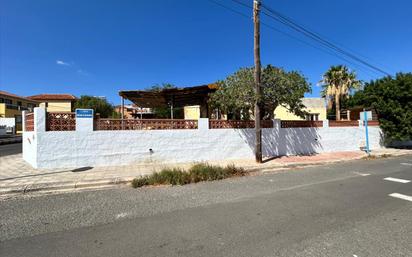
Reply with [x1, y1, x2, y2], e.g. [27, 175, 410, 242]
[119, 84, 217, 108]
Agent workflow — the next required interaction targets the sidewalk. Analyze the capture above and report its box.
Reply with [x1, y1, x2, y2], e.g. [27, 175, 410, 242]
[1, 148, 411, 196]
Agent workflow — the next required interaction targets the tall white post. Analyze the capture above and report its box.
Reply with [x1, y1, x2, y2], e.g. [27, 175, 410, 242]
[22, 111, 27, 133]
[34, 107, 46, 133]
[198, 118, 209, 130]
[273, 119, 281, 130]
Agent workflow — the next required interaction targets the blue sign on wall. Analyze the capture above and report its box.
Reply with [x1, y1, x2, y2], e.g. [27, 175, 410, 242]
[76, 109, 93, 118]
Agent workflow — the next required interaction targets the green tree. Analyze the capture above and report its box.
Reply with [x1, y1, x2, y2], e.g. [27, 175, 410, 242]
[349, 73, 412, 142]
[145, 83, 179, 118]
[209, 65, 311, 120]
[74, 95, 115, 118]
[146, 83, 177, 92]
[319, 65, 361, 120]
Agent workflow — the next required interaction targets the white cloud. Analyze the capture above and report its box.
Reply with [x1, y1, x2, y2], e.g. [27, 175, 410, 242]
[56, 60, 71, 66]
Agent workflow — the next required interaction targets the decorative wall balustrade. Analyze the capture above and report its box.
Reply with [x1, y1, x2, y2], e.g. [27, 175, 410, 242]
[329, 120, 359, 127]
[365, 120, 380, 126]
[25, 112, 34, 131]
[95, 119, 198, 130]
[281, 120, 323, 128]
[32, 111, 380, 132]
[46, 112, 76, 131]
[209, 120, 273, 129]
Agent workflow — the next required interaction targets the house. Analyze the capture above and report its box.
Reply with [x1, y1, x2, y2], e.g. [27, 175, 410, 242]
[114, 105, 154, 119]
[0, 90, 39, 132]
[274, 98, 327, 121]
[27, 94, 76, 112]
[346, 106, 378, 121]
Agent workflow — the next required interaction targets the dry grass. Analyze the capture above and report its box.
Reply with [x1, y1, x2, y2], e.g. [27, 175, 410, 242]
[132, 163, 247, 188]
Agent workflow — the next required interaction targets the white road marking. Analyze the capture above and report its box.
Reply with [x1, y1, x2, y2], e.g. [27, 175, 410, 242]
[400, 163, 412, 166]
[389, 193, 412, 202]
[384, 177, 411, 183]
[353, 172, 371, 177]
[116, 212, 129, 219]
[353, 255, 358, 257]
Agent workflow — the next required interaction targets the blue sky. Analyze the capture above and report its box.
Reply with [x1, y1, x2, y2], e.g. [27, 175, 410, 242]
[1, 0, 411, 104]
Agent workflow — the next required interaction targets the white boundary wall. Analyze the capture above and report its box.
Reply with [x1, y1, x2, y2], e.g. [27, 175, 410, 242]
[0, 118, 16, 134]
[23, 108, 384, 169]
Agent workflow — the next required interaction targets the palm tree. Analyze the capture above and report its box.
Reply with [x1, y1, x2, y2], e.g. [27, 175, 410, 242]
[319, 65, 361, 120]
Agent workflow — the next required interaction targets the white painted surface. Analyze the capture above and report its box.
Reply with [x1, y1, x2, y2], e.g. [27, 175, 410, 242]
[34, 107, 46, 133]
[389, 193, 412, 202]
[23, 124, 384, 169]
[0, 118, 16, 134]
[353, 172, 371, 177]
[198, 118, 209, 130]
[0, 118, 15, 127]
[384, 177, 411, 183]
[75, 109, 94, 132]
[22, 132, 37, 168]
[400, 163, 412, 166]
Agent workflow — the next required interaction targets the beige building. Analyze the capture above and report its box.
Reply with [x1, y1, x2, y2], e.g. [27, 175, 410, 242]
[27, 94, 76, 112]
[274, 98, 327, 121]
[183, 105, 201, 120]
[0, 91, 39, 132]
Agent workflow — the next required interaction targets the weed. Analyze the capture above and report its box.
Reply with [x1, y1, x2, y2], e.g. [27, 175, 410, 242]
[131, 163, 248, 188]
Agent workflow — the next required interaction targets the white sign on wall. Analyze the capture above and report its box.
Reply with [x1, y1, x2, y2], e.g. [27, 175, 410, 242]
[75, 109, 94, 132]
[360, 111, 372, 121]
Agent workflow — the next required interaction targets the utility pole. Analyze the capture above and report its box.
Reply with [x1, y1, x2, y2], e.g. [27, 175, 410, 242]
[253, 0, 262, 163]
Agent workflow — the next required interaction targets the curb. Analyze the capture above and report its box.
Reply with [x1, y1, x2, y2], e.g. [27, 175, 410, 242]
[0, 177, 135, 196]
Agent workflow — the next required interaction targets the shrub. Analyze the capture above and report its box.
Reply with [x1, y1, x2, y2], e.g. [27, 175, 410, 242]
[224, 164, 247, 176]
[131, 163, 247, 188]
[131, 177, 149, 188]
[148, 168, 190, 185]
[189, 163, 227, 182]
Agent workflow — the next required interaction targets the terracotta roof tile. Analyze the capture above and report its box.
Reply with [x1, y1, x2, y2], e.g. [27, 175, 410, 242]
[0, 90, 39, 102]
[27, 94, 76, 100]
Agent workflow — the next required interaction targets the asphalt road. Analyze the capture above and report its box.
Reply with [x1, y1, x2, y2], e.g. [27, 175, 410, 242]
[0, 143, 22, 157]
[1, 155, 411, 257]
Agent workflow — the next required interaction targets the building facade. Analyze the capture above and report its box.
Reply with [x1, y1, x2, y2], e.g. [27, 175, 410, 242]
[0, 91, 39, 132]
[274, 98, 327, 121]
[27, 94, 76, 112]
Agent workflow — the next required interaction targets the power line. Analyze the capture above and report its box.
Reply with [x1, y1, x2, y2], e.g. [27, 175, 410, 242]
[206, 0, 381, 77]
[260, 4, 391, 76]
[228, 0, 390, 76]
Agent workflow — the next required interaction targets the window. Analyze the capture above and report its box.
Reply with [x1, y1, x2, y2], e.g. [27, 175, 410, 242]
[17, 101, 22, 106]
[4, 99, 12, 104]
[0, 98, 4, 103]
[306, 114, 320, 121]
[15, 115, 22, 123]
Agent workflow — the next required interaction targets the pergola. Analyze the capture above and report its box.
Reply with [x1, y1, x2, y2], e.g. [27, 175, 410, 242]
[118, 84, 218, 119]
